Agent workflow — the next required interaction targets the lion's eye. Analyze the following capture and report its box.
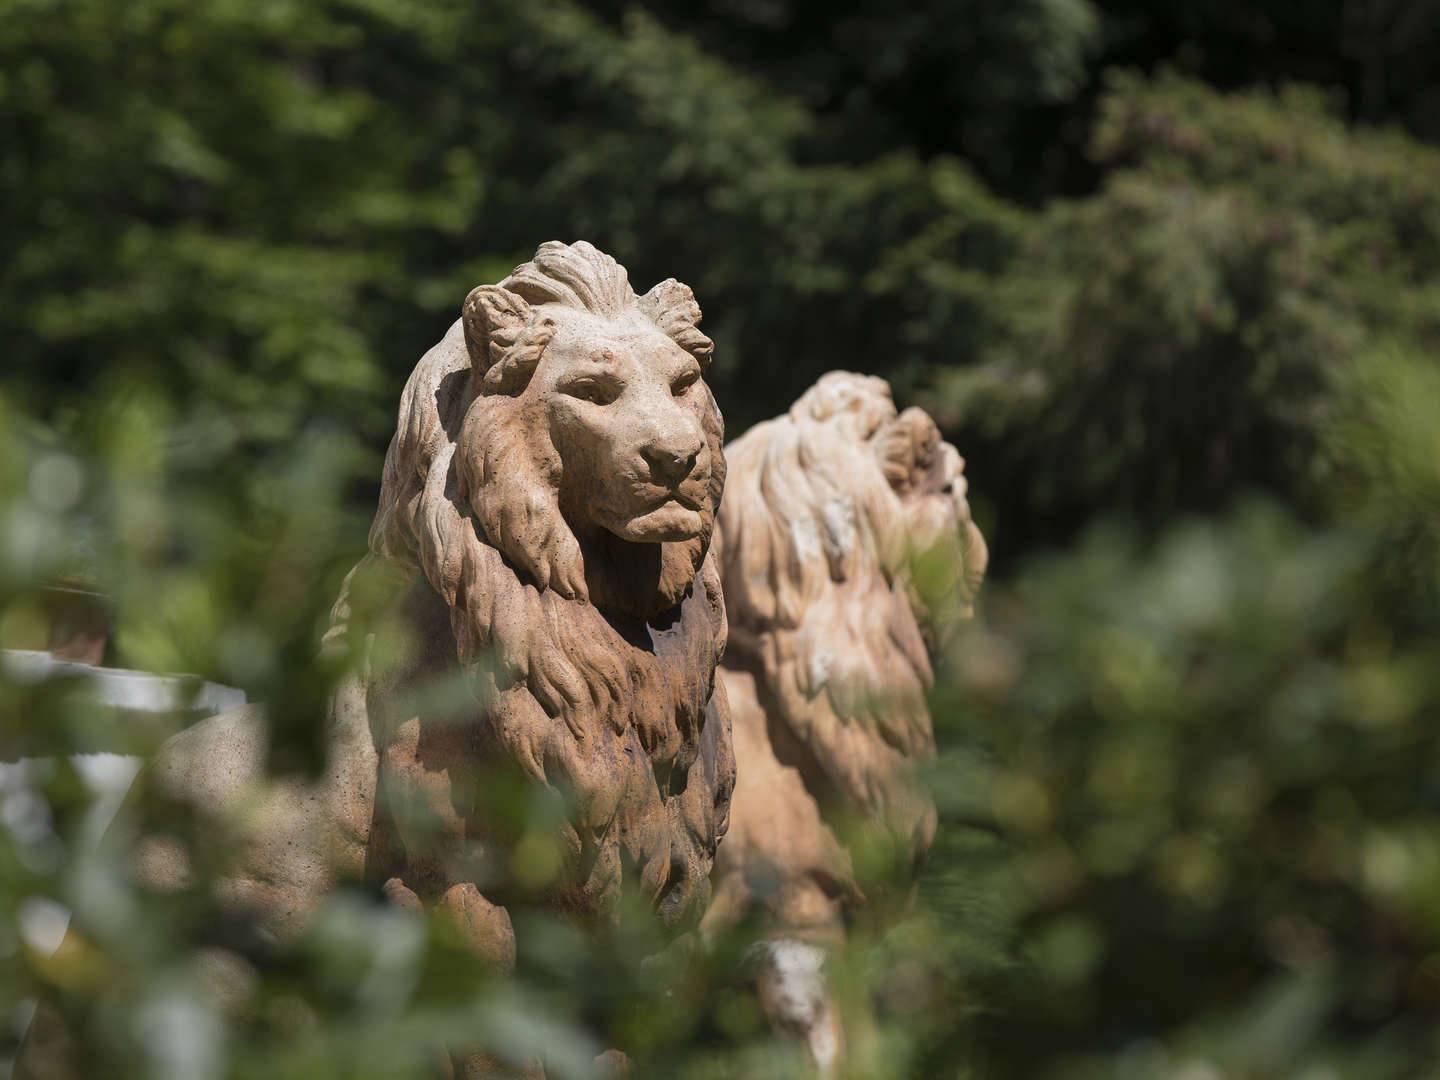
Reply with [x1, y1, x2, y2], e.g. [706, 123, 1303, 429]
[564, 379, 621, 406]
[672, 371, 699, 398]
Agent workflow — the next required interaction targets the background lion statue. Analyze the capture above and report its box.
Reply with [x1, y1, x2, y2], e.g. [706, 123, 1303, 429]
[115, 242, 734, 1079]
[700, 372, 988, 1074]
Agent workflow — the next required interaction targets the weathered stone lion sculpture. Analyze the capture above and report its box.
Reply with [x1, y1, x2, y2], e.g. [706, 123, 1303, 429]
[361, 240, 733, 940]
[126, 242, 734, 1078]
[701, 372, 987, 1073]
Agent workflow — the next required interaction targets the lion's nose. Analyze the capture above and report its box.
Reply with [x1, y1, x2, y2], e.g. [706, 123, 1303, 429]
[641, 442, 700, 487]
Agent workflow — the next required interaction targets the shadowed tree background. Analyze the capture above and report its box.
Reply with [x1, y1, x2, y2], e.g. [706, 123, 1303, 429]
[3, 0, 1440, 1076]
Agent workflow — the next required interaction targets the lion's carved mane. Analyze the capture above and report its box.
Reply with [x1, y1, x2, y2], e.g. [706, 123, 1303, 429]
[359, 241, 733, 927]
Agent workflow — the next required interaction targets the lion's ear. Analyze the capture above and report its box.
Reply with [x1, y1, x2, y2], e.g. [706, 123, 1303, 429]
[640, 278, 714, 368]
[463, 284, 534, 380]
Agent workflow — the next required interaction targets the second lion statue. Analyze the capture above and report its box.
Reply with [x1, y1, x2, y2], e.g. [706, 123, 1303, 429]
[138, 242, 734, 1078]
[701, 372, 988, 1074]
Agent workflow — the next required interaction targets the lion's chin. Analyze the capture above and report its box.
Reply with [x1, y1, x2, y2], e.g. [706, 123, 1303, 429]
[608, 502, 705, 543]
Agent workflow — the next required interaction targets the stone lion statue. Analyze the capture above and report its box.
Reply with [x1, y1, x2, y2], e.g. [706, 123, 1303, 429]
[700, 372, 987, 1074]
[360, 240, 732, 940]
[101, 242, 734, 1079]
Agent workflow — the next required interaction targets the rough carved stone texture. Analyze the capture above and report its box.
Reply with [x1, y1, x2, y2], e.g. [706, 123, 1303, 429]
[132, 242, 733, 1079]
[701, 372, 988, 1074]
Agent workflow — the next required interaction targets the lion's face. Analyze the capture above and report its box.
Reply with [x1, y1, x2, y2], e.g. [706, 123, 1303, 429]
[719, 371, 987, 679]
[532, 305, 714, 545]
[880, 409, 988, 634]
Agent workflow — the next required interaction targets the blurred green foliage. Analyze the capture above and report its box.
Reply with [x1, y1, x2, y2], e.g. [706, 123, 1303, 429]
[3, 0, 1440, 1076]
[922, 343, 1440, 1077]
[950, 71, 1440, 549]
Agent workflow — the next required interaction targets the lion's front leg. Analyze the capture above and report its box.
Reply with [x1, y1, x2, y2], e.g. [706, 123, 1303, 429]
[435, 882, 534, 1080]
[374, 715, 538, 1077]
[434, 881, 518, 974]
[381, 875, 538, 1079]
[751, 937, 845, 1078]
[379, 878, 516, 975]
